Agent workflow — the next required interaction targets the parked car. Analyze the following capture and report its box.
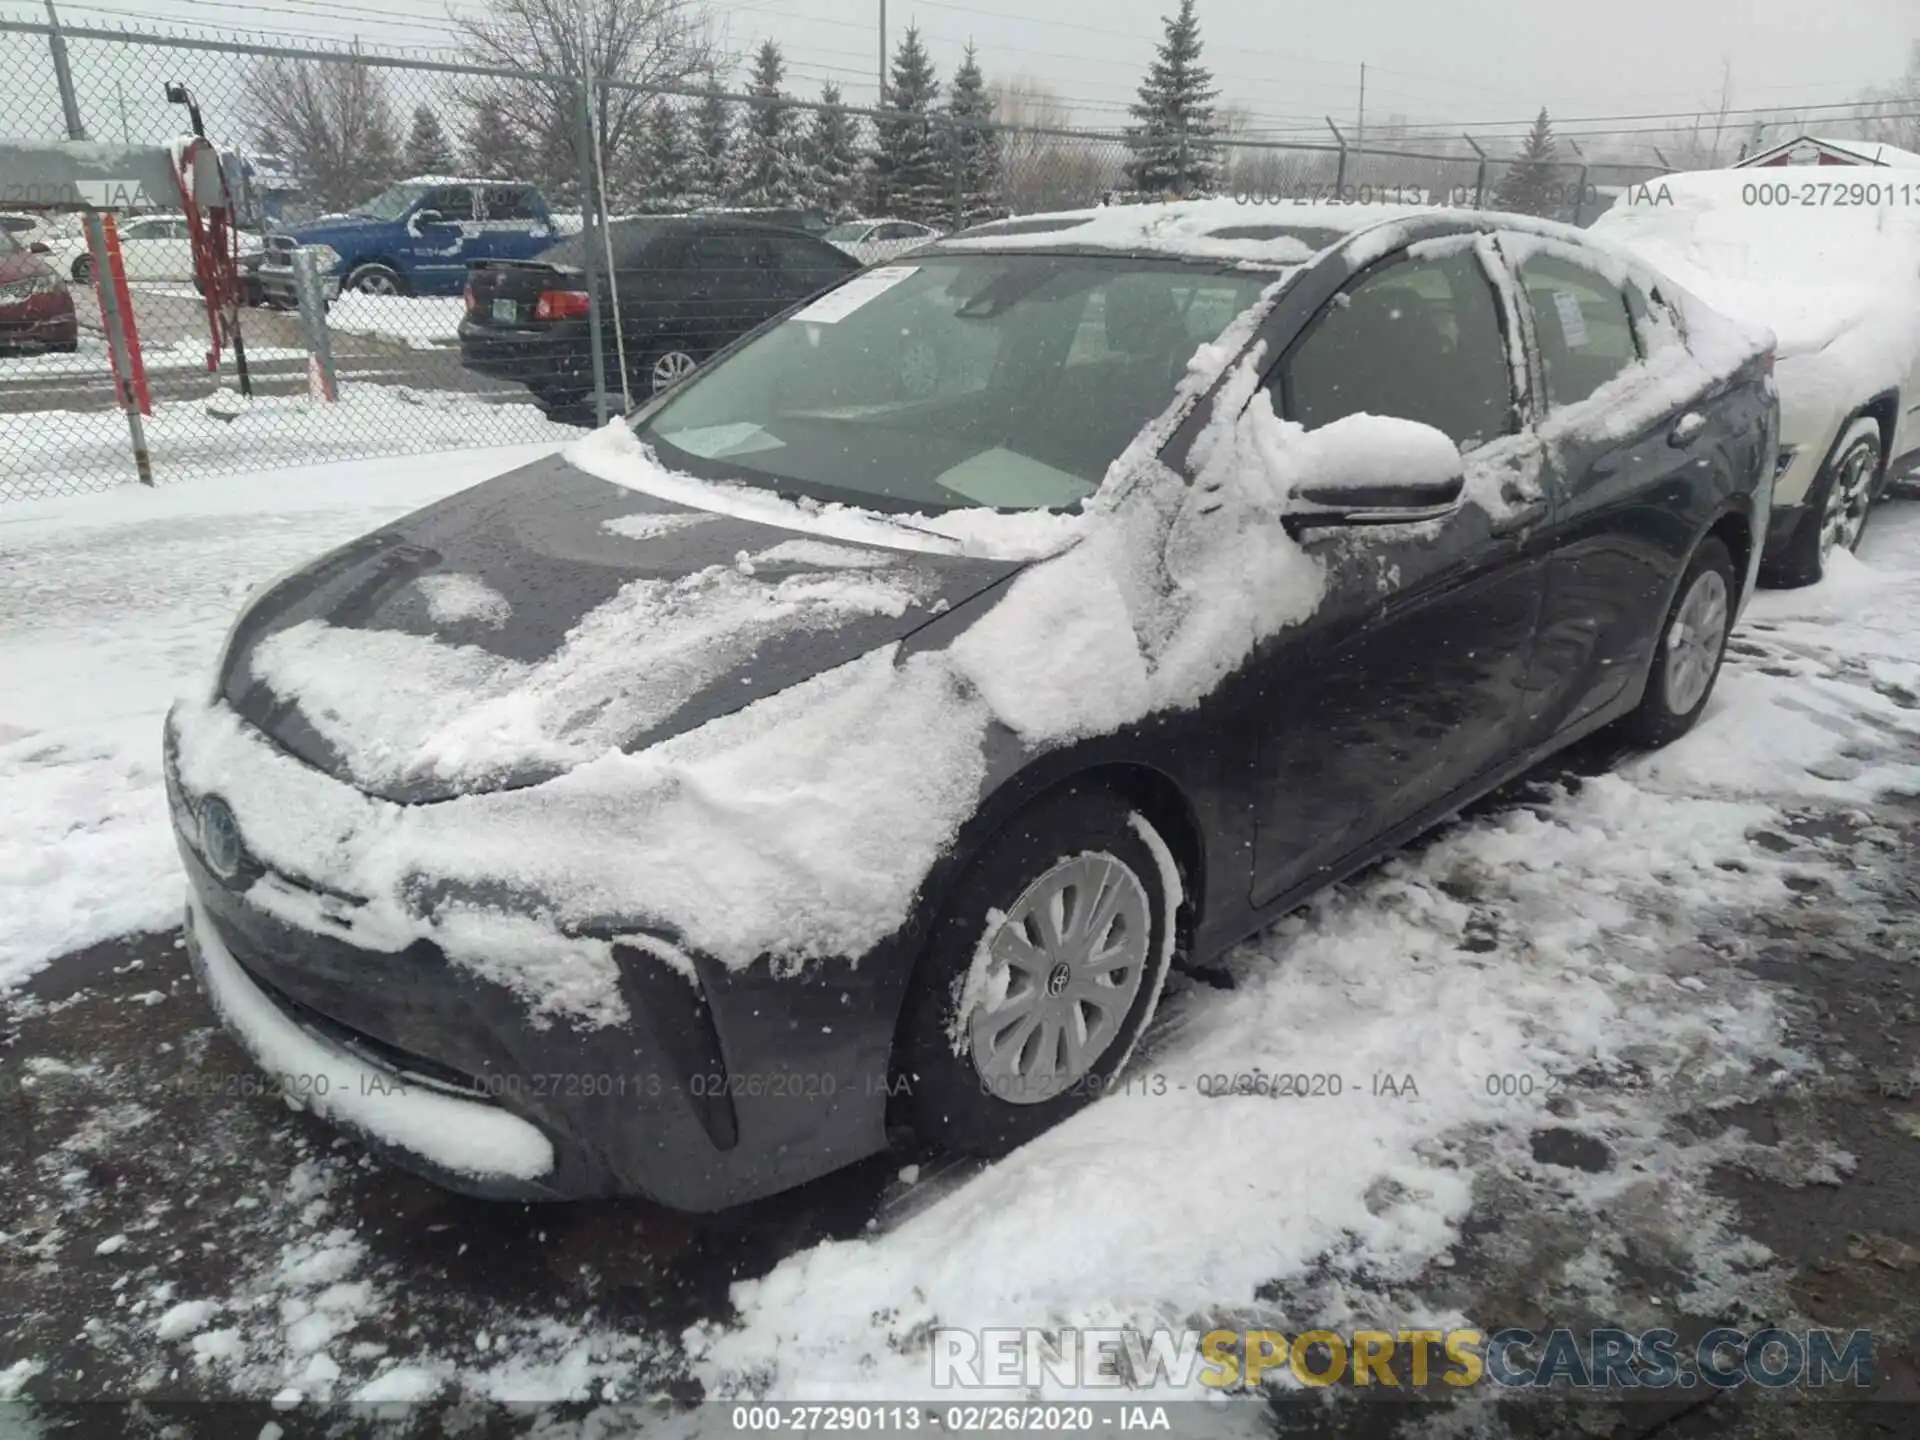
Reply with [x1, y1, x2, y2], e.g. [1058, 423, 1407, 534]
[1592, 168, 1920, 585]
[168, 199, 1773, 1211]
[459, 216, 861, 411]
[825, 216, 942, 265]
[41, 213, 262, 286]
[256, 177, 557, 302]
[0, 227, 78, 353]
[0, 211, 63, 254]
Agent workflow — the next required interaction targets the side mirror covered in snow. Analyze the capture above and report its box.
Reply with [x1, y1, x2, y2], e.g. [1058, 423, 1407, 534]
[1284, 414, 1466, 530]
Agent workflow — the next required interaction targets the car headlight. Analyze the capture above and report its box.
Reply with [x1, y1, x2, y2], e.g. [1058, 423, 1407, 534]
[0, 273, 60, 301]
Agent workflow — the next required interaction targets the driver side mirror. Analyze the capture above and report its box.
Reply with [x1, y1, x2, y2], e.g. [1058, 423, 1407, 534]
[1282, 415, 1466, 530]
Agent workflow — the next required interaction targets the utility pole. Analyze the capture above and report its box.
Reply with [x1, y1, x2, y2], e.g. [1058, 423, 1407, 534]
[877, 0, 887, 107]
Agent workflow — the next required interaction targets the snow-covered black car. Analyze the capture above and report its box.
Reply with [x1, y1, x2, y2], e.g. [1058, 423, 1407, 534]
[165, 199, 1777, 1211]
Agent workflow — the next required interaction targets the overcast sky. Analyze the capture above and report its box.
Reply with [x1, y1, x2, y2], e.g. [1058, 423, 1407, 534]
[8, 0, 1916, 160]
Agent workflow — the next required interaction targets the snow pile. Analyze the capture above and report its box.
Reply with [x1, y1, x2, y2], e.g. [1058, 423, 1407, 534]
[323, 294, 466, 349]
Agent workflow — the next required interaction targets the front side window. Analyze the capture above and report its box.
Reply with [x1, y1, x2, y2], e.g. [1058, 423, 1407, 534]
[637, 255, 1270, 513]
[1281, 248, 1514, 450]
[1516, 252, 1639, 409]
[421, 187, 475, 222]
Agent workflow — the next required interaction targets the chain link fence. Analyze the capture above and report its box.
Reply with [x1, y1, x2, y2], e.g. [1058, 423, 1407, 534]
[0, 18, 1670, 502]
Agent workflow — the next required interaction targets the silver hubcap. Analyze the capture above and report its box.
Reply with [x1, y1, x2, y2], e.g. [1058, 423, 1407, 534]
[1664, 567, 1729, 715]
[1818, 442, 1877, 563]
[969, 852, 1151, 1106]
[352, 271, 397, 295]
[651, 350, 697, 391]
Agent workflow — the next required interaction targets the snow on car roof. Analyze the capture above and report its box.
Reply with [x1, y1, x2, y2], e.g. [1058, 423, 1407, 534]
[1591, 167, 1920, 356]
[936, 197, 1446, 266]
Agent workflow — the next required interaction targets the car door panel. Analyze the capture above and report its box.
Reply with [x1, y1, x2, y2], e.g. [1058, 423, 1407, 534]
[1248, 242, 1546, 905]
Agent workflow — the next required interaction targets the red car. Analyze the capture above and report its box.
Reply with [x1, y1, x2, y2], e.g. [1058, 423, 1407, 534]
[0, 226, 79, 354]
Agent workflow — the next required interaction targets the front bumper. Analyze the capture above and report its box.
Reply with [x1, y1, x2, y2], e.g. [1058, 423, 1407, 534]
[165, 707, 907, 1211]
[457, 317, 592, 396]
[259, 266, 340, 305]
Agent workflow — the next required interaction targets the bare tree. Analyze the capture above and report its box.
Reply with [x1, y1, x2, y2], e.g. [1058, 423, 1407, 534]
[985, 75, 1123, 214]
[1851, 41, 1920, 152]
[243, 51, 404, 211]
[1660, 58, 1738, 170]
[455, 0, 718, 200]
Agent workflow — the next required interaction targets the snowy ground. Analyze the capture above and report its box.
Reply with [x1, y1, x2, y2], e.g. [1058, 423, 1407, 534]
[324, 294, 468, 350]
[0, 335, 309, 383]
[2, 452, 1920, 1433]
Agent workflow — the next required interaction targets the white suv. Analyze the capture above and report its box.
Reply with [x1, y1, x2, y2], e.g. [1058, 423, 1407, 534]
[1592, 168, 1920, 584]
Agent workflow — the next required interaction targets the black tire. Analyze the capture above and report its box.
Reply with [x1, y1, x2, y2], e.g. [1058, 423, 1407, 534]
[1620, 537, 1737, 748]
[343, 263, 405, 297]
[70, 255, 92, 285]
[1762, 417, 1882, 588]
[895, 786, 1176, 1156]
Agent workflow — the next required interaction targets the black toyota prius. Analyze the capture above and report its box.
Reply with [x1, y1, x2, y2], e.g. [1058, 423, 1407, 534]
[167, 200, 1776, 1212]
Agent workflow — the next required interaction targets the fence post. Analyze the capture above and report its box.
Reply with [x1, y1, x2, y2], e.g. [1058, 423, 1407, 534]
[949, 113, 963, 230]
[573, 64, 609, 426]
[290, 247, 337, 402]
[1462, 134, 1488, 209]
[44, 1, 88, 141]
[83, 212, 152, 486]
[1326, 117, 1347, 195]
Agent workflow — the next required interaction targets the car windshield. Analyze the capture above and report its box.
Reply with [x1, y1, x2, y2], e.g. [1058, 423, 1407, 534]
[350, 183, 430, 222]
[824, 221, 871, 241]
[636, 254, 1271, 513]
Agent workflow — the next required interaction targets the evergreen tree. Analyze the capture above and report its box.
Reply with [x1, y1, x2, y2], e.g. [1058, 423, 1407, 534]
[639, 97, 693, 210]
[1123, 0, 1222, 196]
[461, 96, 534, 181]
[687, 73, 735, 208]
[868, 25, 945, 224]
[948, 43, 1003, 226]
[404, 105, 457, 177]
[805, 82, 863, 219]
[1493, 108, 1560, 217]
[734, 40, 808, 208]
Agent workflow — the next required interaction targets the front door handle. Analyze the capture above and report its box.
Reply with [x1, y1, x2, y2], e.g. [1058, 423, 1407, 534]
[1669, 411, 1708, 447]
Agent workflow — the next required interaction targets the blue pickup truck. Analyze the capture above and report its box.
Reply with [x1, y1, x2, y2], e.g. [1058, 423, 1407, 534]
[257, 176, 558, 302]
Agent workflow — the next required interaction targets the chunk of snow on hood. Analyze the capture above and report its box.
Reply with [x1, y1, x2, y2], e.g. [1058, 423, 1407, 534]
[412, 574, 510, 629]
[600, 510, 716, 541]
[154, 1299, 219, 1341]
[748, 538, 895, 569]
[564, 426, 1083, 562]
[248, 562, 936, 793]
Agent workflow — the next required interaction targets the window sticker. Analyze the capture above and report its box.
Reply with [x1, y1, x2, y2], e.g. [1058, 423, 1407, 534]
[790, 265, 918, 324]
[1551, 289, 1590, 350]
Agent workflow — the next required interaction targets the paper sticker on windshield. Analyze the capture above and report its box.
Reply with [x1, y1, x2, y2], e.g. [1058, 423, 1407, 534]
[791, 265, 918, 324]
[1551, 290, 1590, 350]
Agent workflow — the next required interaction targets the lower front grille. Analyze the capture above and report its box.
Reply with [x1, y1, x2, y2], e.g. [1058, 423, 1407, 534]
[236, 952, 491, 1101]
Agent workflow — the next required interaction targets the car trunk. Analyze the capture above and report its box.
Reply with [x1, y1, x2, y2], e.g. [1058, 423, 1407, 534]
[463, 259, 585, 331]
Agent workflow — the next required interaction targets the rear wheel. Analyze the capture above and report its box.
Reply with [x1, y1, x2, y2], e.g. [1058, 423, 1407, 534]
[70, 255, 92, 285]
[1765, 417, 1882, 588]
[1620, 537, 1736, 747]
[646, 347, 699, 394]
[895, 787, 1176, 1155]
[343, 263, 404, 297]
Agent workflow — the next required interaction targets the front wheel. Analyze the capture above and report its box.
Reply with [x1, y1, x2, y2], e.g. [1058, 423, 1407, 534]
[894, 787, 1177, 1156]
[1620, 537, 1736, 748]
[70, 255, 93, 285]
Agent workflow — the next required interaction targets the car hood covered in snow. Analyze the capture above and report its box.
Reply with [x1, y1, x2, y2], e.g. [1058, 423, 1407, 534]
[216, 453, 1023, 803]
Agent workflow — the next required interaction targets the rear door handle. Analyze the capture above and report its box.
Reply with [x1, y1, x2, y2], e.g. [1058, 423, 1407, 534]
[1669, 411, 1708, 447]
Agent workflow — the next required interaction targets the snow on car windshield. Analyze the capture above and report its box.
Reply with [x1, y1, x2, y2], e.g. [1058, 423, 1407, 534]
[636, 254, 1274, 513]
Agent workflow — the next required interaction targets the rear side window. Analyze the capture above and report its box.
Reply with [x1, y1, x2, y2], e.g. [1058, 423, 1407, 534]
[1516, 253, 1639, 409]
[1280, 248, 1515, 450]
[480, 187, 539, 221]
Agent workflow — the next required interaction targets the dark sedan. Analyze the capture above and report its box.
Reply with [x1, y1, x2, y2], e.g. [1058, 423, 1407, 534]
[167, 201, 1775, 1212]
[457, 216, 860, 414]
[0, 228, 78, 354]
